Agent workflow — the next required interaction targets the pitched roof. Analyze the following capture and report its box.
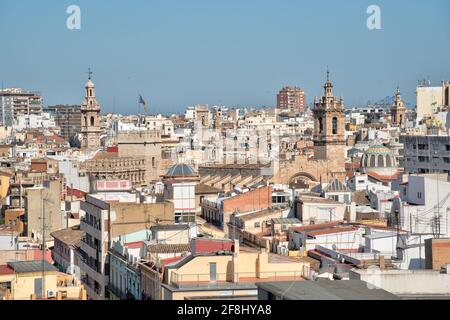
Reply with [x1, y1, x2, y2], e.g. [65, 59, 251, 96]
[305, 226, 358, 237]
[352, 190, 370, 205]
[50, 226, 85, 249]
[367, 171, 399, 182]
[290, 221, 342, 232]
[271, 218, 301, 224]
[323, 179, 350, 193]
[8, 260, 57, 274]
[195, 183, 223, 194]
[0, 265, 15, 275]
[147, 243, 191, 254]
[237, 208, 279, 221]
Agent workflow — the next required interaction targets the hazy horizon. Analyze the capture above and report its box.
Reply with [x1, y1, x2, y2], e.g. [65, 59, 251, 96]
[1, 0, 449, 114]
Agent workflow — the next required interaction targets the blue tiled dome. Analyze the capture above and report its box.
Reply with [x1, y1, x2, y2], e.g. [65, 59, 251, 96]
[166, 163, 197, 177]
[360, 144, 398, 175]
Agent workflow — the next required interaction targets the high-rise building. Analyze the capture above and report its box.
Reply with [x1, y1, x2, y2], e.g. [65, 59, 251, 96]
[276, 86, 306, 113]
[80, 71, 101, 150]
[45, 105, 82, 142]
[313, 71, 345, 162]
[391, 87, 406, 126]
[0, 88, 43, 126]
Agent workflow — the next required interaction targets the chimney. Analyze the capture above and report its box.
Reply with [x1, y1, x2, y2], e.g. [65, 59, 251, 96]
[233, 239, 240, 255]
[79, 288, 87, 300]
[379, 256, 386, 270]
[265, 239, 270, 253]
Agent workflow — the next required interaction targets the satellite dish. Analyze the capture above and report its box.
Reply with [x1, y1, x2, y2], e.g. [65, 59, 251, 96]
[332, 244, 337, 250]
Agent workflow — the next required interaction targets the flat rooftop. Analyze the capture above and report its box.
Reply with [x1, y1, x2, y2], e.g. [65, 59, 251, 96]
[257, 280, 399, 300]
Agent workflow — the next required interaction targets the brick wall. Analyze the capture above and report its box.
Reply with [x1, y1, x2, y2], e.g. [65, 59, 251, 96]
[425, 238, 450, 270]
[222, 186, 272, 229]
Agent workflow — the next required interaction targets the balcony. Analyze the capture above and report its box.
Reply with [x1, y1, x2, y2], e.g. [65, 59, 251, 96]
[80, 219, 102, 239]
[106, 284, 127, 300]
[170, 271, 305, 289]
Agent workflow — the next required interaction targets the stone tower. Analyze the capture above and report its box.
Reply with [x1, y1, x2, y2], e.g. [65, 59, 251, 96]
[391, 87, 406, 126]
[80, 69, 101, 150]
[313, 70, 346, 161]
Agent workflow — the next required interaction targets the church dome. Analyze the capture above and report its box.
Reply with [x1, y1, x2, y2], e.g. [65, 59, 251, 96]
[165, 163, 197, 177]
[85, 79, 95, 88]
[360, 145, 398, 175]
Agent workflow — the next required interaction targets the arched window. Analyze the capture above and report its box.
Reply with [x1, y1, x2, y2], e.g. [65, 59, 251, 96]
[386, 155, 392, 167]
[152, 157, 155, 168]
[318, 117, 323, 134]
[332, 117, 338, 134]
[90, 116, 95, 126]
[84, 116, 88, 127]
[378, 155, 385, 167]
[369, 155, 376, 167]
[364, 155, 369, 167]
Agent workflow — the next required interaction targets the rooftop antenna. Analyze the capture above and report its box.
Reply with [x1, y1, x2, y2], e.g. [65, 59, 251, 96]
[326, 66, 330, 82]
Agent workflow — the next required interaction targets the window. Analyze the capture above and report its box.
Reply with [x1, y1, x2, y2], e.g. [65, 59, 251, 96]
[90, 116, 95, 126]
[386, 156, 392, 167]
[318, 117, 323, 134]
[332, 117, 338, 134]
[417, 192, 422, 199]
[369, 155, 376, 167]
[378, 155, 385, 167]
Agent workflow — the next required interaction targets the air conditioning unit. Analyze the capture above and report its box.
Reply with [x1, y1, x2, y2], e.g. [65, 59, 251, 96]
[47, 290, 57, 298]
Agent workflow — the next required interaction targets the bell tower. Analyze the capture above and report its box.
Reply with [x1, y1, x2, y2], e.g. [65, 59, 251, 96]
[80, 68, 101, 150]
[313, 69, 345, 162]
[391, 86, 406, 126]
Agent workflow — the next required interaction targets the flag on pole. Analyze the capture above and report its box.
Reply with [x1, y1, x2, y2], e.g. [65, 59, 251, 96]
[139, 94, 148, 113]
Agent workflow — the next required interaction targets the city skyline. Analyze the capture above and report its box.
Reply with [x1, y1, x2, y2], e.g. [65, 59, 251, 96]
[0, 0, 449, 114]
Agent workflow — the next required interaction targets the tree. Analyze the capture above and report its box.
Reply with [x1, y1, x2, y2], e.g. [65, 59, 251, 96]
[69, 135, 81, 148]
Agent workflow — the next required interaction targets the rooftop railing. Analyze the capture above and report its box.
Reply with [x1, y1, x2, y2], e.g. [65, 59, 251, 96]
[170, 270, 305, 289]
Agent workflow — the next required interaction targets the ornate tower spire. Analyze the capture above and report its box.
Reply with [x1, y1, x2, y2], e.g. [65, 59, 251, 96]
[80, 68, 101, 150]
[313, 69, 345, 162]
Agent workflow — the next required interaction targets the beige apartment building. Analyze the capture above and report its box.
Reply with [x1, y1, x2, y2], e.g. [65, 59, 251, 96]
[0, 260, 85, 300]
[77, 192, 174, 300]
[416, 80, 450, 118]
[144, 241, 310, 300]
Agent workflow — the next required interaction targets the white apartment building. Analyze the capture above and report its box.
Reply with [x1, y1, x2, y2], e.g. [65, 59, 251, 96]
[0, 88, 43, 126]
[13, 113, 55, 131]
[393, 174, 450, 237]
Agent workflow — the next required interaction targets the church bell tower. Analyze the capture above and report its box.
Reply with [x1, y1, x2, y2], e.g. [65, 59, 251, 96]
[313, 69, 346, 162]
[80, 68, 101, 150]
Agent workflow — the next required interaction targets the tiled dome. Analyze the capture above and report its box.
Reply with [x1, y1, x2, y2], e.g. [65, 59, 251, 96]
[360, 145, 398, 175]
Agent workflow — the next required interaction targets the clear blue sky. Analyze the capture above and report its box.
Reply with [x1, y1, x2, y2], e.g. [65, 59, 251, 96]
[0, 0, 449, 114]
